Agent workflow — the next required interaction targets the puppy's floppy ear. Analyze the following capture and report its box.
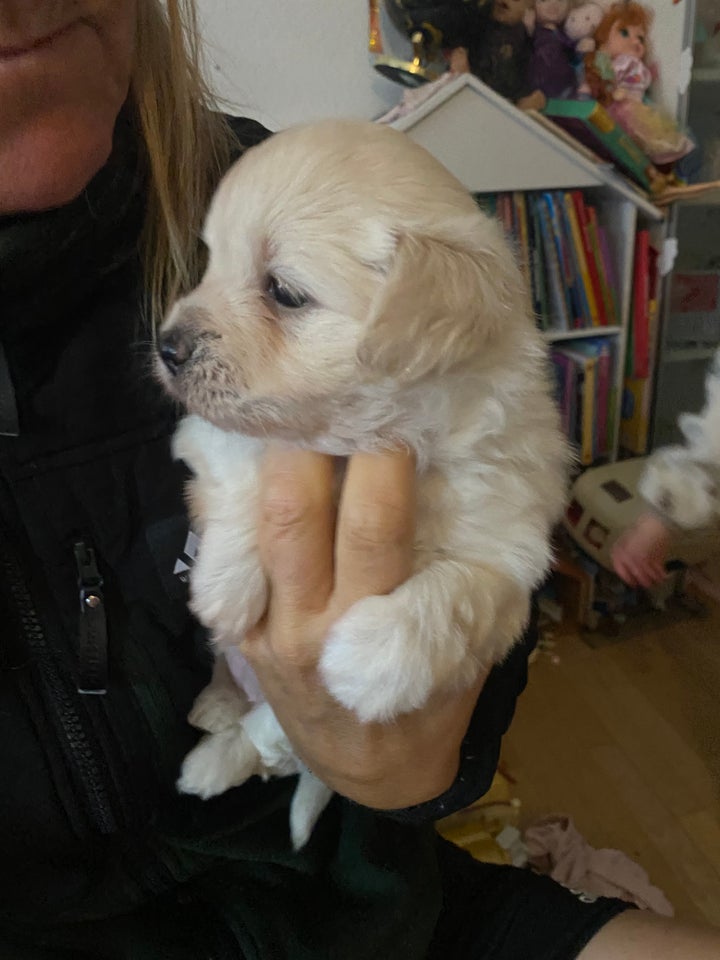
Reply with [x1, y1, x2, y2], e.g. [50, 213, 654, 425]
[358, 233, 523, 382]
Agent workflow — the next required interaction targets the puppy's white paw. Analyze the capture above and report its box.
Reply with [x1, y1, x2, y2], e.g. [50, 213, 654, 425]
[187, 682, 249, 733]
[319, 594, 442, 723]
[177, 726, 260, 799]
[189, 554, 267, 646]
[289, 771, 334, 851]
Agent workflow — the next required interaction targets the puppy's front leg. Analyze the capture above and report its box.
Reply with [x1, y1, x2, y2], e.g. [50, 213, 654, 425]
[189, 513, 267, 651]
[173, 417, 268, 648]
[319, 559, 529, 723]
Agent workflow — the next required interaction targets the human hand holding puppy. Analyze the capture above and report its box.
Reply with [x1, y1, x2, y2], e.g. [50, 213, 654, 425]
[241, 446, 487, 810]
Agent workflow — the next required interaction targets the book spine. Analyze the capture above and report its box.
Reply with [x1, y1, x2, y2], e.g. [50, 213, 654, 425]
[596, 346, 611, 454]
[542, 193, 575, 325]
[560, 193, 592, 327]
[580, 356, 597, 465]
[529, 198, 549, 326]
[578, 191, 608, 327]
[632, 229, 651, 378]
[566, 190, 600, 327]
[587, 211, 617, 326]
[536, 197, 570, 331]
[597, 225, 620, 324]
[513, 191, 532, 296]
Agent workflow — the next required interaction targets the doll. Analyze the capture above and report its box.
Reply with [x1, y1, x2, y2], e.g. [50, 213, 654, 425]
[585, 2, 694, 165]
[527, 0, 577, 98]
[564, 0, 607, 55]
[563, 1, 608, 94]
[446, 0, 544, 107]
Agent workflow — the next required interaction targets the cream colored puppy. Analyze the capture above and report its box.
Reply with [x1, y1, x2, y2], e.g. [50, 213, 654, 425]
[157, 119, 569, 849]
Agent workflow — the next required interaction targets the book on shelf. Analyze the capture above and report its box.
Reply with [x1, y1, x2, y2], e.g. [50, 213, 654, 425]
[559, 194, 597, 326]
[587, 206, 619, 326]
[477, 189, 618, 335]
[535, 195, 570, 331]
[620, 238, 660, 455]
[620, 376, 652, 454]
[512, 191, 532, 294]
[627, 229, 651, 378]
[551, 338, 616, 466]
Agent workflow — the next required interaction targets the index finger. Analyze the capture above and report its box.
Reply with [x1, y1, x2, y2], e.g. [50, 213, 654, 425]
[334, 449, 416, 608]
[257, 447, 336, 617]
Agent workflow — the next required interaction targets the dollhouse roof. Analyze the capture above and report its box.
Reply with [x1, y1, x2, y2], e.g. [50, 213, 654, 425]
[389, 72, 663, 220]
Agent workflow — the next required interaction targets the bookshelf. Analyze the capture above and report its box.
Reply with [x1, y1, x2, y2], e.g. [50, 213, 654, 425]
[390, 72, 664, 464]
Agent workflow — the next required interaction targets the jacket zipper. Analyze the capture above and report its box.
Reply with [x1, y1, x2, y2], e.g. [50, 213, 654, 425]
[0, 518, 117, 835]
[75, 540, 109, 695]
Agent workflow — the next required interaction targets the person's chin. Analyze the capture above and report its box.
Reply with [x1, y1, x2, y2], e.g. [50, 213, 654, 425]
[0, 106, 118, 215]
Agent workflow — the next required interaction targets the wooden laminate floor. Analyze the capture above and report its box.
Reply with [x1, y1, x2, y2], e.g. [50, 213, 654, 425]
[502, 593, 720, 926]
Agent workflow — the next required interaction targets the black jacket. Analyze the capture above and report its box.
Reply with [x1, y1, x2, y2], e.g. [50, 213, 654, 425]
[0, 110, 535, 959]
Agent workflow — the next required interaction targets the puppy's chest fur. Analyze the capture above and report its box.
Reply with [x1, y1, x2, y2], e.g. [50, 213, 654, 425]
[180, 417, 487, 576]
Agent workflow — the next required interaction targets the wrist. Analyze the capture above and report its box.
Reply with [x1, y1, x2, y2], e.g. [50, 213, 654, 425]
[316, 746, 459, 809]
[301, 719, 460, 809]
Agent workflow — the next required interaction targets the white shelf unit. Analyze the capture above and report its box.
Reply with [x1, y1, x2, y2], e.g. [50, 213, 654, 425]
[391, 73, 664, 462]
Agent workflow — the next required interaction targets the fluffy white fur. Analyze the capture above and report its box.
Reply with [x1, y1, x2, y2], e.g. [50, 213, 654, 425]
[640, 347, 720, 531]
[156, 119, 569, 849]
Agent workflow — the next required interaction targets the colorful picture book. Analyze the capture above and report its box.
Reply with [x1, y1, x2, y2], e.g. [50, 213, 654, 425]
[476, 190, 619, 334]
[541, 98, 654, 193]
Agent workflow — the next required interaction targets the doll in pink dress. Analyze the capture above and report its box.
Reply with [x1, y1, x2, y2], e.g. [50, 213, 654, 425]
[585, 1, 693, 165]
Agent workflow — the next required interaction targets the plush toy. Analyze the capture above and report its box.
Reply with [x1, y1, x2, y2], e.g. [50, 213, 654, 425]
[584, 1, 694, 165]
[446, 0, 545, 108]
[526, 0, 576, 99]
[564, 0, 607, 55]
[564, 0, 608, 94]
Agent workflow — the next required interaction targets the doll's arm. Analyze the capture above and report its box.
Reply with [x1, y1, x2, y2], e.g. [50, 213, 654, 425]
[447, 46, 470, 73]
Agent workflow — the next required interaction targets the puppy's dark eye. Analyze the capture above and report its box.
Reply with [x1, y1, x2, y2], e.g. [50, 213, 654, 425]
[267, 275, 310, 309]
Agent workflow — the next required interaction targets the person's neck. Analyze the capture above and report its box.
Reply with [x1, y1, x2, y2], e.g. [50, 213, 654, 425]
[0, 104, 146, 327]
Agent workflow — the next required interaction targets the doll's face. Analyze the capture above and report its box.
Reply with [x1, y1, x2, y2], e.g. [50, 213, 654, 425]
[492, 0, 529, 26]
[535, 0, 570, 27]
[604, 18, 647, 59]
[564, 2, 603, 41]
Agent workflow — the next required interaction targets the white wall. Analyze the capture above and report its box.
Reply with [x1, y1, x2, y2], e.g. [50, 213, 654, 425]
[196, 1, 410, 131]
[196, 0, 692, 131]
[644, 0, 695, 118]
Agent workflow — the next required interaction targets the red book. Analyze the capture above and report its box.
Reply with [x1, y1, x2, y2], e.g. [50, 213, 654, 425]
[595, 345, 611, 454]
[632, 229, 651, 378]
[570, 192, 608, 326]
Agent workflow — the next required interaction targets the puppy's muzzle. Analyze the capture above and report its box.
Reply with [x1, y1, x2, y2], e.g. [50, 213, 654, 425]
[158, 304, 216, 377]
[159, 327, 197, 377]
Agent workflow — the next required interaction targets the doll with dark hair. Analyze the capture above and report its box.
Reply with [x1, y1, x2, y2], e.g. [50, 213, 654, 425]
[447, 0, 545, 108]
[527, 0, 576, 98]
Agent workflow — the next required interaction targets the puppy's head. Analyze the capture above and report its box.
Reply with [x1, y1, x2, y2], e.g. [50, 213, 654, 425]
[156, 120, 529, 439]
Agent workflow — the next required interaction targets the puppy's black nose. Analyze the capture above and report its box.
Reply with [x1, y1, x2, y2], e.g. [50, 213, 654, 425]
[159, 328, 196, 376]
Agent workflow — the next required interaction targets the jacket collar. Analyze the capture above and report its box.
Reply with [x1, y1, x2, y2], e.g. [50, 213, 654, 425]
[0, 105, 146, 327]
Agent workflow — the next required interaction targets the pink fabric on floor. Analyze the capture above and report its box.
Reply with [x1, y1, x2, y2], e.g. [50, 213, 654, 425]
[523, 815, 674, 916]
